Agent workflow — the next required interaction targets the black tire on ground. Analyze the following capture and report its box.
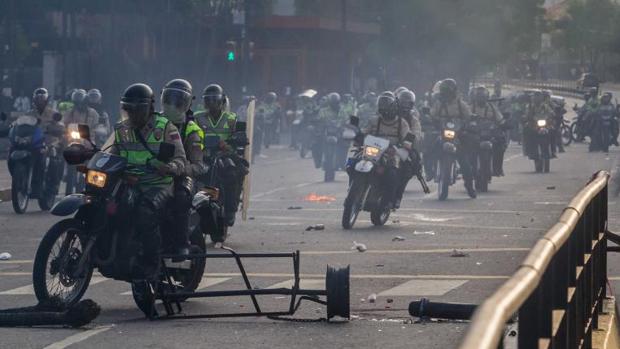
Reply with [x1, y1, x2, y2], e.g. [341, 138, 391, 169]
[33, 218, 93, 306]
[11, 164, 29, 214]
[438, 160, 451, 201]
[543, 158, 550, 173]
[326, 265, 350, 320]
[534, 159, 542, 173]
[342, 180, 366, 230]
[562, 125, 572, 146]
[38, 177, 56, 211]
[370, 202, 390, 226]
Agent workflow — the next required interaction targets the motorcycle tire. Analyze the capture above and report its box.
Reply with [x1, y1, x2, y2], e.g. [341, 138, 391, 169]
[438, 160, 451, 201]
[570, 122, 583, 143]
[370, 203, 391, 226]
[342, 180, 367, 230]
[476, 154, 490, 193]
[543, 158, 550, 173]
[33, 218, 93, 306]
[534, 159, 542, 173]
[561, 125, 572, 146]
[38, 175, 56, 211]
[11, 164, 30, 214]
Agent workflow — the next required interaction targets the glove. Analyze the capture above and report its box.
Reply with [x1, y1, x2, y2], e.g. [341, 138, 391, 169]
[148, 158, 172, 176]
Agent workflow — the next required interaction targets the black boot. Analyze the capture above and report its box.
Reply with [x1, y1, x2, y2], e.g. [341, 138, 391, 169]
[465, 181, 477, 199]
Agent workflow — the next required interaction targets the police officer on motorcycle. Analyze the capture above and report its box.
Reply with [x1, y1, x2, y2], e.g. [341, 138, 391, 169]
[470, 85, 507, 176]
[160, 79, 208, 257]
[64, 89, 100, 133]
[195, 84, 248, 227]
[362, 92, 413, 208]
[430, 79, 477, 198]
[394, 89, 423, 208]
[104, 83, 187, 278]
[590, 92, 619, 151]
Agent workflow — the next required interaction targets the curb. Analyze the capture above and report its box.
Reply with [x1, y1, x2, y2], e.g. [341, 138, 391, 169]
[0, 187, 11, 202]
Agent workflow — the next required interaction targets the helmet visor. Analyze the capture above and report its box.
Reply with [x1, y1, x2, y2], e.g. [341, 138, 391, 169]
[120, 101, 150, 127]
[203, 94, 223, 110]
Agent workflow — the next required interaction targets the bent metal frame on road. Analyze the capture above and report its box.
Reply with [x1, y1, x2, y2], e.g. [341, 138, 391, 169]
[459, 171, 610, 349]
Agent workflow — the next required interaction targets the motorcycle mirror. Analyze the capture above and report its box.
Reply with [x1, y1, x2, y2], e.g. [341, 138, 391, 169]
[63, 143, 91, 165]
[235, 121, 247, 133]
[78, 124, 91, 140]
[349, 115, 360, 127]
[53, 112, 62, 122]
[204, 135, 220, 149]
[157, 142, 175, 163]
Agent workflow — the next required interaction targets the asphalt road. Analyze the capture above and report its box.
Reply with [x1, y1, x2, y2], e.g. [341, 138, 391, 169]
[0, 98, 619, 348]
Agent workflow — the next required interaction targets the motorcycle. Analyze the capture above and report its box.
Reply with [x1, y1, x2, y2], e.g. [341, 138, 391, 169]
[322, 119, 343, 182]
[435, 119, 462, 201]
[7, 114, 59, 213]
[470, 118, 497, 193]
[530, 118, 552, 173]
[342, 130, 394, 229]
[32, 125, 206, 314]
[590, 107, 617, 153]
[570, 104, 590, 143]
[65, 123, 86, 194]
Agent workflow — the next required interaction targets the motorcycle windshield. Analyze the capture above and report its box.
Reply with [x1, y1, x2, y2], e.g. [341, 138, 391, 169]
[14, 115, 38, 126]
[87, 152, 127, 173]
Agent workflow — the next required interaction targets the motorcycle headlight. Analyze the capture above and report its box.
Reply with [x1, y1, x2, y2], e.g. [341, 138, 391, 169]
[70, 131, 81, 140]
[364, 146, 380, 157]
[443, 130, 456, 139]
[86, 170, 107, 188]
[537, 119, 547, 127]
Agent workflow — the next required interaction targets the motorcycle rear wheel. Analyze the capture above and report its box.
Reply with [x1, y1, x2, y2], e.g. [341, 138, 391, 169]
[438, 160, 451, 201]
[33, 218, 93, 306]
[11, 164, 30, 214]
[561, 125, 572, 146]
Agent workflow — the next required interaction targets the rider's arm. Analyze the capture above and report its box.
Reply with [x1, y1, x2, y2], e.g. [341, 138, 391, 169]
[183, 131, 208, 178]
[163, 123, 187, 177]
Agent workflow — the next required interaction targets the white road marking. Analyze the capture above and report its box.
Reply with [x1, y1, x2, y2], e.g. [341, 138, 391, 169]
[267, 279, 324, 290]
[251, 182, 314, 199]
[43, 325, 114, 349]
[0, 276, 107, 295]
[120, 277, 231, 295]
[300, 247, 530, 255]
[378, 279, 468, 297]
[534, 201, 567, 205]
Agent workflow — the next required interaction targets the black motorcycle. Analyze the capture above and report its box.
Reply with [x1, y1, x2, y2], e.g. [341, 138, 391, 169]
[33, 126, 205, 312]
[529, 118, 552, 173]
[322, 119, 344, 182]
[435, 119, 462, 201]
[342, 125, 394, 229]
[8, 115, 60, 213]
[470, 118, 498, 193]
[590, 106, 617, 153]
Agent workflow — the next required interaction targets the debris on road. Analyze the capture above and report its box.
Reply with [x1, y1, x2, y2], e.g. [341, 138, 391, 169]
[392, 219, 400, 224]
[303, 193, 336, 202]
[546, 186, 556, 190]
[413, 230, 435, 236]
[287, 206, 303, 210]
[305, 224, 325, 231]
[368, 293, 377, 303]
[451, 249, 469, 257]
[392, 236, 405, 242]
[411, 214, 459, 222]
[0, 252, 11, 260]
[0, 297, 100, 328]
[386, 299, 394, 304]
[352, 241, 367, 252]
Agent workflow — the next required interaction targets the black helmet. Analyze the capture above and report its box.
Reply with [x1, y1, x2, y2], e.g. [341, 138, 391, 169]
[396, 89, 416, 113]
[471, 85, 489, 104]
[120, 83, 154, 128]
[377, 91, 396, 121]
[33, 87, 49, 110]
[87, 88, 102, 105]
[265, 91, 277, 104]
[162, 78, 193, 124]
[394, 86, 408, 96]
[202, 84, 225, 112]
[71, 89, 87, 104]
[328, 92, 341, 109]
[438, 79, 457, 101]
[601, 92, 613, 105]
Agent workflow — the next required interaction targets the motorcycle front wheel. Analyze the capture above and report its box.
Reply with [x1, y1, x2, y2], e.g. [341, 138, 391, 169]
[561, 125, 572, 146]
[370, 202, 391, 226]
[11, 163, 30, 214]
[438, 159, 452, 201]
[33, 218, 93, 306]
[342, 179, 368, 229]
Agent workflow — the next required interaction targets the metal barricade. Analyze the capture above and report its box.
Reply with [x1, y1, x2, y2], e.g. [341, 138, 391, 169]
[459, 171, 609, 349]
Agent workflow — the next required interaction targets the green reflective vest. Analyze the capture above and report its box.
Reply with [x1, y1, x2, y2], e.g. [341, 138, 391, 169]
[195, 111, 237, 141]
[183, 120, 204, 150]
[114, 115, 172, 185]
